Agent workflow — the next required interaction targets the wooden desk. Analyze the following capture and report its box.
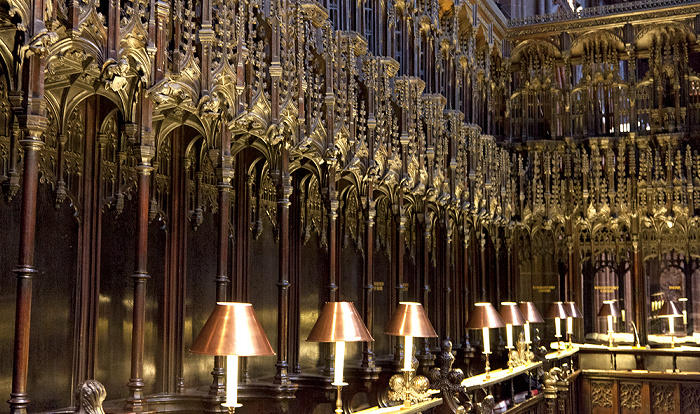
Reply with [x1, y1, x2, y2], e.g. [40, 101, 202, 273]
[545, 346, 579, 361]
[353, 398, 443, 414]
[461, 362, 543, 391]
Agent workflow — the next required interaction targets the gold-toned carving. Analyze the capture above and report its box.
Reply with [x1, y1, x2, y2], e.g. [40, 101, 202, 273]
[620, 383, 642, 410]
[652, 384, 675, 413]
[681, 385, 700, 414]
[591, 381, 613, 408]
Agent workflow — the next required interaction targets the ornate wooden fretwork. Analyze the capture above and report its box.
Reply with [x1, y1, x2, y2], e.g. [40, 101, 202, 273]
[591, 381, 614, 408]
[4, 0, 700, 410]
[652, 383, 676, 412]
[620, 383, 643, 410]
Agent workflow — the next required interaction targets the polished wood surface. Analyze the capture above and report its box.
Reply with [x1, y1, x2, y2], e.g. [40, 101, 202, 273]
[0, 0, 697, 411]
[462, 362, 543, 391]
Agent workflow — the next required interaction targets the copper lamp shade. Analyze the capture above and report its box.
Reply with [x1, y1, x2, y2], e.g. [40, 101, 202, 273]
[597, 301, 621, 318]
[466, 302, 505, 329]
[307, 301, 373, 343]
[659, 300, 682, 317]
[190, 302, 275, 357]
[564, 302, 583, 318]
[499, 302, 527, 326]
[385, 302, 438, 338]
[546, 301, 569, 319]
[518, 301, 545, 323]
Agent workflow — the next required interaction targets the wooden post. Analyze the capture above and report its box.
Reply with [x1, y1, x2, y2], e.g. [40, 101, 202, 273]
[9, 116, 46, 414]
[275, 144, 291, 384]
[126, 141, 154, 410]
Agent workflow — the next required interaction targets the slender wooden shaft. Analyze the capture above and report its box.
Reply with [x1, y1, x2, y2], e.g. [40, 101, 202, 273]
[9, 133, 43, 414]
[276, 157, 291, 384]
[126, 150, 153, 410]
[362, 198, 375, 368]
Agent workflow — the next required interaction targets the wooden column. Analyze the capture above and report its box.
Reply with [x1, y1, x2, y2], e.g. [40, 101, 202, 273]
[462, 232, 470, 341]
[632, 237, 647, 345]
[126, 141, 154, 410]
[363, 72, 377, 370]
[210, 126, 233, 397]
[361, 196, 376, 368]
[417, 210, 434, 370]
[74, 96, 100, 388]
[480, 230, 487, 301]
[444, 210, 452, 340]
[275, 145, 291, 384]
[166, 127, 187, 393]
[9, 115, 45, 414]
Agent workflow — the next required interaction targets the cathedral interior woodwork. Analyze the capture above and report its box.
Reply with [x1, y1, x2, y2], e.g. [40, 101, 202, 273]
[1, 0, 700, 412]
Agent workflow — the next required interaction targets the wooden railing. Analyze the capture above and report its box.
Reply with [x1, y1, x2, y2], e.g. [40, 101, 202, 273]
[577, 346, 700, 414]
[508, 0, 700, 27]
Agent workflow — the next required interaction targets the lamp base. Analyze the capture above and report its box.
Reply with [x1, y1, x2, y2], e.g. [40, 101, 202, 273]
[335, 384, 343, 414]
[223, 403, 242, 414]
[484, 352, 491, 380]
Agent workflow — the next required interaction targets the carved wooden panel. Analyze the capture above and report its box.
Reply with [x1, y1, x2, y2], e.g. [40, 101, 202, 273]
[651, 384, 675, 413]
[591, 381, 613, 408]
[680, 385, 700, 414]
[620, 383, 642, 411]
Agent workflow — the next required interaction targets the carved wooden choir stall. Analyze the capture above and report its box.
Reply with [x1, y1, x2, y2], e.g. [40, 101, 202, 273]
[1, 0, 700, 412]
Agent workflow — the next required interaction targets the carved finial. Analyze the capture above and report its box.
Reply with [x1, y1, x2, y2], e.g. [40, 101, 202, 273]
[75, 380, 106, 414]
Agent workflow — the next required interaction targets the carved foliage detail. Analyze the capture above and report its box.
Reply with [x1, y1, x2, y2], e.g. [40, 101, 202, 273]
[680, 385, 700, 414]
[620, 383, 642, 410]
[591, 381, 613, 408]
[652, 384, 675, 413]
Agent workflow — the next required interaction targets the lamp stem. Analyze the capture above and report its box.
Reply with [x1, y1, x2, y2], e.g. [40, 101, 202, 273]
[484, 352, 491, 380]
[335, 385, 343, 414]
[403, 369, 412, 408]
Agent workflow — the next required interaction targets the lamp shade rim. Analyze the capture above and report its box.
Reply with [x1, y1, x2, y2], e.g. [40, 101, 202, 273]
[564, 301, 584, 318]
[466, 302, 505, 329]
[546, 301, 569, 319]
[518, 301, 545, 323]
[306, 301, 374, 342]
[190, 302, 275, 356]
[658, 300, 683, 317]
[597, 301, 622, 318]
[499, 302, 527, 326]
[384, 302, 438, 337]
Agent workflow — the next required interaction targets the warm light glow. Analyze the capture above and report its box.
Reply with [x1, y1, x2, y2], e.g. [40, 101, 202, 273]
[669, 316, 675, 335]
[224, 355, 241, 408]
[555, 317, 561, 338]
[506, 324, 513, 349]
[567, 316, 573, 335]
[524, 321, 531, 344]
[403, 335, 413, 371]
[333, 341, 345, 386]
[482, 327, 490, 354]
[607, 315, 613, 335]
[683, 310, 688, 325]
